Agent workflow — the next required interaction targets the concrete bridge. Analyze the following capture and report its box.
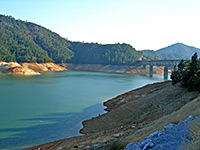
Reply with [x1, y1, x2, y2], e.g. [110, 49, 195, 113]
[135, 60, 182, 79]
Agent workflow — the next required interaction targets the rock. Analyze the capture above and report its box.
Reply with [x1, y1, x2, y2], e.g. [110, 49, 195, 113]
[132, 125, 136, 129]
[163, 123, 175, 131]
[41, 63, 67, 71]
[22, 63, 48, 71]
[185, 115, 199, 122]
[22, 62, 67, 71]
[7, 66, 40, 75]
[142, 141, 154, 150]
[0, 62, 40, 75]
[124, 116, 200, 150]
[0, 62, 67, 75]
[141, 139, 154, 150]
[124, 143, 141, 150]
[147, 131, 162, 139]
[0, 62, 20, 71]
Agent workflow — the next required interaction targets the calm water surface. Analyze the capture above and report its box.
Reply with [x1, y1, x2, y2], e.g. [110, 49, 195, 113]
[0, 71, 167, 149]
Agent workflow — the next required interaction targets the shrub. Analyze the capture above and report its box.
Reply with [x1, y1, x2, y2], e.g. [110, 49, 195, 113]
[171, 52, 200, 92]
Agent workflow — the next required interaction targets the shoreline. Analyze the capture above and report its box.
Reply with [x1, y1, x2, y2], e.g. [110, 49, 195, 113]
[0, 63, 177, 150]
[0, 62, 67, 75]
[0, 62, 168, 76]
[62, 63, 167, 74]
[24, 81, 200, 150]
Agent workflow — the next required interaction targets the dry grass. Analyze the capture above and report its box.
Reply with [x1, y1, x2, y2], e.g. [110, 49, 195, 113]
[179, 118, 200, 150]
[124, 96, 200, 143]
[107, 142, 127, 150]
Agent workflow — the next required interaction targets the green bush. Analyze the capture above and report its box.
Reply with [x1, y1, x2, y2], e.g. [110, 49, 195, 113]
[171, 52, 200, 92]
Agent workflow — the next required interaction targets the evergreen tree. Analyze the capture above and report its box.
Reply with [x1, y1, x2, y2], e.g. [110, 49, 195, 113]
[171, 52, 200, 92]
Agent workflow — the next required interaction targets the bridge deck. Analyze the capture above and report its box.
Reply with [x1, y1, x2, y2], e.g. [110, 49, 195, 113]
[135, 60, 182, 66]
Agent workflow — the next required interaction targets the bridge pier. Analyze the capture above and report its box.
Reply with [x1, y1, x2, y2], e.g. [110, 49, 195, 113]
[138, 60, 179, 79]
[149, 65, 153, 77]
[142, 65, 146, 69]
[148, 65, 168, 79]
[164, 66, 168, 80]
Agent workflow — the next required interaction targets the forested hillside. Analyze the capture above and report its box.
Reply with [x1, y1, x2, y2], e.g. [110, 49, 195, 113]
[0, 15, 73, 63]
[171, 52, 200, 92]
[69, 42, 141, 65]
[0, 15, 142, 65]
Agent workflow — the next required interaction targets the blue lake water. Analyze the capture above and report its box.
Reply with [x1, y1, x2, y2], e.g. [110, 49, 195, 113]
[0, 71, 167, 150]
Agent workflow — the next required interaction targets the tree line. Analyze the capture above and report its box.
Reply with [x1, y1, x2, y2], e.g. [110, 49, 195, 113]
[69, 42, 142, 65]
[171, 52, 200, 92]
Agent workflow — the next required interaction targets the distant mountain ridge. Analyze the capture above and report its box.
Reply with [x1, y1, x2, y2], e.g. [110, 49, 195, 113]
[142, 43, 200, 60]
[1, 14, 199, 64]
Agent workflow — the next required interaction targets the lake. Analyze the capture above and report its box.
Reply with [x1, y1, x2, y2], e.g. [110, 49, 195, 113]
[0, 71, 167, 150]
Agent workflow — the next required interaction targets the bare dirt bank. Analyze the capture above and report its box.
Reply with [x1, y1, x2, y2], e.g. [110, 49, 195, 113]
[0, 62, 166, 75]
[0, 62, 67, 75]
[62, 63, 166, 74]
[25, 81, 200, 150]
[80, 81, 198, 134]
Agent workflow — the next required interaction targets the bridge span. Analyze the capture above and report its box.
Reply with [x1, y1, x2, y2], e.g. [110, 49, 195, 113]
[135, 60, 181, 79]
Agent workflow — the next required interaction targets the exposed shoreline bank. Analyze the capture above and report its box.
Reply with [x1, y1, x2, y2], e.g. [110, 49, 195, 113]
[0, 62, 67, 75]
[0, 62, 167, 75]
[25, 81, 200, 150]
[62, 63, 166, 74]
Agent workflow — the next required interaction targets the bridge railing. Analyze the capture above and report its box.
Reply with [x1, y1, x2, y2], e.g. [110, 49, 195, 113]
[135, 60, 182, 67]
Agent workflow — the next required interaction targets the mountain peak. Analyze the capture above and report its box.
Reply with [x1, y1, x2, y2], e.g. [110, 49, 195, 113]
[142, 43, 200, 60]
[158, 43, 189, 51]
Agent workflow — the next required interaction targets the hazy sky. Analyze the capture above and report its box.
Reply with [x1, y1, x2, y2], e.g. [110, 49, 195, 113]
[0, 0, 200, 50]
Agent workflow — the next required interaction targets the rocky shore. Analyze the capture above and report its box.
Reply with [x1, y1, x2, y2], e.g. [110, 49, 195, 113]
[25, 81, 200, 150]
[63, 63, 166, 74]
[0, 62, 168, 75]
[0, 62, 67, 75]
[125, 116, 200, 150]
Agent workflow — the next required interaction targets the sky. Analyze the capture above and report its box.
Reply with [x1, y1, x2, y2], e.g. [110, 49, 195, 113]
[0, 0, 200, 50]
